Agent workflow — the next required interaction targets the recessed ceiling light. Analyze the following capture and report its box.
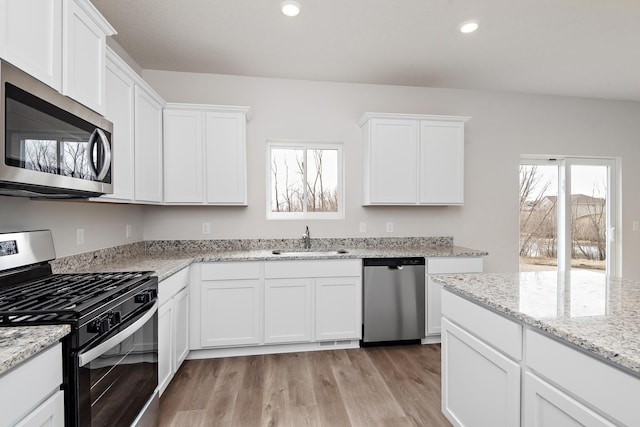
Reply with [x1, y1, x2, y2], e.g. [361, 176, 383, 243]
[281, 1, 301, 17]
[459, 20, 479, 34]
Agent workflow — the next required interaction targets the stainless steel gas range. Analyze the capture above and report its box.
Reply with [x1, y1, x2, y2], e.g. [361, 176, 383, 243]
[0, 230, 159, 426]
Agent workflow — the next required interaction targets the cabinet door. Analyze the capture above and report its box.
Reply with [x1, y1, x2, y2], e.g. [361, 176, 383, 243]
[419, 120, 464, 205]
[102, 51, 135, 201]
[441, 317, 520, 427]
[367, 118, 418, 204]
[264, 279, 313, 344]
[62, 0, 109, 114]
[523, 373, 615, 427]
[164, 109, 204, 203]
[426, 257, 483, 336]
[173, 287, 189, 371]
[158, 301, 173, 395]
[204, 112, 247, 204]
[316, 277, 361, 341]
[201, 280, 261, 347]
[0, 0, 62, 90]
[426, 277, 443, 335]
[15, 390, 64, 427]
[134, 85, 164, 202]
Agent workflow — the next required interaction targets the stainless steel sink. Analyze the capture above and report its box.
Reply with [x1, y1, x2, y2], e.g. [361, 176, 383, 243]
[271, 249, 348, 256]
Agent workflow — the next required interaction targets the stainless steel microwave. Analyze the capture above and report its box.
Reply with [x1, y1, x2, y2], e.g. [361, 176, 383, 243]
[0, 60, 113, 198]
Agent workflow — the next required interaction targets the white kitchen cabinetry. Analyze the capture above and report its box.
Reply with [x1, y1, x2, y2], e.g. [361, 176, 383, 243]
[99, 47, 166, 203]
[360, 113, 469, 206]
[441, 290, 522, 427]
[158, 268, 190, 395]
[102, 48, 135, 201]
[0, 0, 63, 91]
[163, 109, 203, 203]
[191, 263, 262, 348]
[134, 83, 165, 203]
[0, 344, 64, 427]
[189, 260, 361, 355]
[425, 257, 483, 342]
[264, 279, 313, 344]
[316, 276, 361, 341]
[163, 103, 250, 205]
[62, 0, 114, 114]
[524, 329, 639, 427]
[523, 372, 615, 427]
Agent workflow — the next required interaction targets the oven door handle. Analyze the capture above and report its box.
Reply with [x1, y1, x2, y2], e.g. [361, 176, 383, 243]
[78, 301, 158, 367]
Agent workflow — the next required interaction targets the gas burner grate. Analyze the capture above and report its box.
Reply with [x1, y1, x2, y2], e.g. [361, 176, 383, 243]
[0, 271, 153, 324]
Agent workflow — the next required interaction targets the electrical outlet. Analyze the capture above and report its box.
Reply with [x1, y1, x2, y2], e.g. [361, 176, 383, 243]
[386, 222, 394, 233]
[125, 224, 132, 238]
[633, 221, 639, 232]
[202, 222, 211, 235]
[359, 222, 367, 233]
[76, 228, 85, 246]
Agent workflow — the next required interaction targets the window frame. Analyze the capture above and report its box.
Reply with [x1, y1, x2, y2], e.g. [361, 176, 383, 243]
[266, 140, 345, 220]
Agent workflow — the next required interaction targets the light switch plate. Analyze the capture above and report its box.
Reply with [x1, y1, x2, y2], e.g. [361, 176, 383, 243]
[359, 222, 367, 233]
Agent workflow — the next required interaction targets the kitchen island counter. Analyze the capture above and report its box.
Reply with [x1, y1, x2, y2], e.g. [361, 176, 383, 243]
[433, 270, 640, 377]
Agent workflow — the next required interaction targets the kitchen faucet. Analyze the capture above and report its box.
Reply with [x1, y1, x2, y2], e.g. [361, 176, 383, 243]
[302, 226, 311, 249]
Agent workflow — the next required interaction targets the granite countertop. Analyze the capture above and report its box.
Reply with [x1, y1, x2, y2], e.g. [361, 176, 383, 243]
[432, 270, 640, 377]
[0, 325, 70, 376]
[58, 245, 487, 281]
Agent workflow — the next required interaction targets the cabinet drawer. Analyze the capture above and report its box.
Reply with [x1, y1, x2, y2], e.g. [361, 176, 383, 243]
[159, 267, 189, 305]
[442, 290, 522, 360]
[201, 262, 260, 280]
[525, 329, 640, 426]
[264, 260, 361, 279]
[0, 343, 62, 427]
[428, 257, 483, 274]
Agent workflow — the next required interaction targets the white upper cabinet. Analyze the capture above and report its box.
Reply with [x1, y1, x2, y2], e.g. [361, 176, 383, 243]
[163, 103, 250, 205]
[134, 84, 165, 203]
[163, 108, 203, 202]
[62, 0, 115, 114]
[360, 113, 470, 206]
[102, 48, 135, 201]
[0, 0, 63, 91]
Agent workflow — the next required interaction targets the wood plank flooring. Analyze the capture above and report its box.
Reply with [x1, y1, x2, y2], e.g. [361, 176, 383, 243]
[159, 344, 452, 427]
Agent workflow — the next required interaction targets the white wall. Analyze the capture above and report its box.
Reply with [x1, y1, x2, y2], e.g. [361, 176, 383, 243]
[0, 197, 144, 257]
[141, 70, 640, 277]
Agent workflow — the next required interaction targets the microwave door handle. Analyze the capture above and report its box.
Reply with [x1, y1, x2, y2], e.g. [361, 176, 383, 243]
[78, 302, 158, 367]
[87, 128, 111, 181]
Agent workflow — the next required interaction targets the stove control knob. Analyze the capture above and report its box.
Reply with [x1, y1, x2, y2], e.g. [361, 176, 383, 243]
[88, 316, 111, 334]
[110, 311, 122, 326]
[134, 290, 155, 304]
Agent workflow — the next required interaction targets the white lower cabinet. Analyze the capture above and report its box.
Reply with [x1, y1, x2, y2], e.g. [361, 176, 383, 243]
[441, 317, 520, 427]
[316, 276, 361, 341]
[523, 372, 615, 427]
[441, 289, 640, 427]
[0, 343, 64, 427]
[200, 280, 261, 347]
[264, 279, 313, 344]
[190, 259, 362, 353]
[158, 268, 190, 395]
[426, 257, 483, 339]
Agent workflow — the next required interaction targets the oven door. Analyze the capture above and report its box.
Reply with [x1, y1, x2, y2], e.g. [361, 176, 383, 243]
[77, 302, 158, 427]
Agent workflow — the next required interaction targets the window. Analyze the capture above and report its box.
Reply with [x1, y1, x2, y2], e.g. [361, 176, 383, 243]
[267, 141, 343, 219]
[519, 156, 619, 276]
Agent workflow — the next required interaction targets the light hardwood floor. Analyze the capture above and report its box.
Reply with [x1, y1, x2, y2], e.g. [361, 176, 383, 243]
[159, 344, 452, 427]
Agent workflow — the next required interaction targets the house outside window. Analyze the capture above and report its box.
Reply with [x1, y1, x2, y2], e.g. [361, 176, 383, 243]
[267, 141, 344, 219]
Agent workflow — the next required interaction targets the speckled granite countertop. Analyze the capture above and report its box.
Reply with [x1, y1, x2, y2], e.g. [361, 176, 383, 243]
[433, 270, 640, 377]
[52, 237, 487, 281]
[0, 325, 70, 375]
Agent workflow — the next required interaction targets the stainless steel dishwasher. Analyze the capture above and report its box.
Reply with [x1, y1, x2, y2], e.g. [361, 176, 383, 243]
[362, 257, 425, 344]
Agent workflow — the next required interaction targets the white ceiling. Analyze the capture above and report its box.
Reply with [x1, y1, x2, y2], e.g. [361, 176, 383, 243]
[93, 0, 640, 102]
